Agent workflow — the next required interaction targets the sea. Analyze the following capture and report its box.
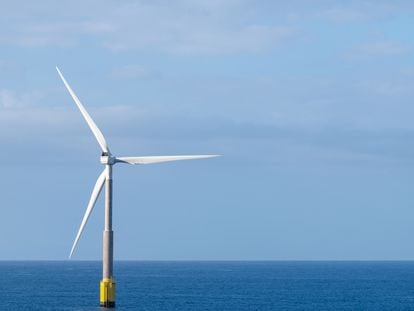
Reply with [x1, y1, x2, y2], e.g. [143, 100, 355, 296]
[1, 261, 414, 310]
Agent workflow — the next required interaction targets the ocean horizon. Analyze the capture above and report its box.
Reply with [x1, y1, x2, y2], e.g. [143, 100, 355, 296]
[1, 260, 414, 310]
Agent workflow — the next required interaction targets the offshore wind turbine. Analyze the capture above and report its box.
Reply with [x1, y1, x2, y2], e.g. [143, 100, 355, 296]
[56, 67, 219, 308]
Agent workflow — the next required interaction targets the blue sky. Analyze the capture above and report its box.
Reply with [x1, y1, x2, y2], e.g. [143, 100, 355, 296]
[1, 0, 414, 260]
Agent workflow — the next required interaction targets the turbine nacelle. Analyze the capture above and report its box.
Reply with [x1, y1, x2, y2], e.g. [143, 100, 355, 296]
[100, 152, 116, 165]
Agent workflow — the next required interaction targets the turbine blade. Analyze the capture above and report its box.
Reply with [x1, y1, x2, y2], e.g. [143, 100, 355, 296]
[56, 67, 110, 153]
[115, 155, 220, 165]
[69, 169, 106, 258]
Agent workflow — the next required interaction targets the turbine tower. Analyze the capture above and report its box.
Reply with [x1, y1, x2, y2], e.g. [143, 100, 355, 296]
[56, 67, 219, 308]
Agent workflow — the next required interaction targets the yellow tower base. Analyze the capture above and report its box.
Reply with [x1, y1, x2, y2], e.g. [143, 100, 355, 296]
[100, 277, 116, 308]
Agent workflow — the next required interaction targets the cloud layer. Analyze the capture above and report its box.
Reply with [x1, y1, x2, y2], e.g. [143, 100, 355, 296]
[1, 1, 414, 259]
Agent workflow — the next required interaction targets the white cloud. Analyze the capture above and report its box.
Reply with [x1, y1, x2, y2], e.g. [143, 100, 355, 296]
[162, 25, 293, 55]
[94, 1, 294, 54]
[112, 65, 151, 80]
[0, 89, 41, 108]
[314, 0, 413, 23]
[358, 41, 407, 56]
[317, 6, 367, 22]
[0, 90, 18, 108]
[0, 0, 294, 54]
[1, 0, 414, 52]
[343, 40, 408, 61]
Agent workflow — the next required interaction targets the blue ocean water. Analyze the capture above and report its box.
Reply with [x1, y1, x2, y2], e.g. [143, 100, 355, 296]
[1, 261, 414, 310]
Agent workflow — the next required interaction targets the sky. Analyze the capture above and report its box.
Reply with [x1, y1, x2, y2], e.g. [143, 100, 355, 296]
[1, 0, 414, 260]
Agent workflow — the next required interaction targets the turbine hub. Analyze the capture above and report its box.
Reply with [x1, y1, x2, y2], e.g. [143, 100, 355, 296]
[100, 152, 115, 165]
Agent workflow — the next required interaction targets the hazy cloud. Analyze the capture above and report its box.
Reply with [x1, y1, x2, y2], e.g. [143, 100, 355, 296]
[2, 1, 413, 54]
[0, 89, 45, 108]
[97, 1, 294, 54]
[357, 41, 408, 56]
[112, 65, 153, 80]
[0, 0, 294, 54]
[313, 0, 414, 22]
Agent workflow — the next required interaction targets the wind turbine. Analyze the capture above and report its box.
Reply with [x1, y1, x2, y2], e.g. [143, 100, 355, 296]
[56, 67, 219, 308]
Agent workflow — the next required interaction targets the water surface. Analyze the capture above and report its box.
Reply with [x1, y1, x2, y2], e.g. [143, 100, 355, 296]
[1, 261, 414, 310]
